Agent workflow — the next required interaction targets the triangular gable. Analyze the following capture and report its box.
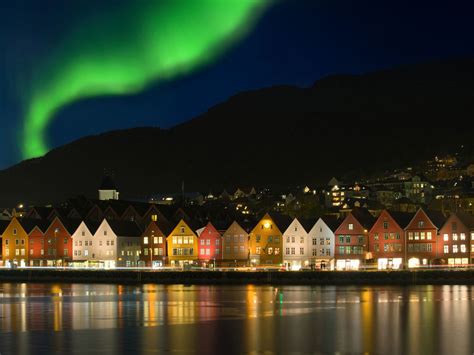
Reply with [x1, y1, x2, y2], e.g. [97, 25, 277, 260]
[405, 208, 438, 230]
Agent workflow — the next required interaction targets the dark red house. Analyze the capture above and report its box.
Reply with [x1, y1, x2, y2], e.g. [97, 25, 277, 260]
[368, 210, 413, 269]
[437, 212, 474, 266]
[405, 208, 446, 267]
[334, 207, 375, 270]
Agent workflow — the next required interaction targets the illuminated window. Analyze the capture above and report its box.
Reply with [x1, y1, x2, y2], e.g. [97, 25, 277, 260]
[374, 233, 379, 241]
[443, 234, 449, 241]
[461, 244, 466, 253]
[427, 232, 432, 240]
[267, 247, 273, 255]
[408, 232, 413, 240]
[420, 232, 425, 240]
[144, 237, 149, 244]
[414, 232, 419, 240]
[444, 245, 449, 253]
[418, 221, 424, 228]
[453, 233, 458, 241]
[453, 245, 458, 253]
[348, 224, 354, 230]
[151, 214, 158, 221]
[256, 247, 261, 254]
[275, 248, 280, 255]
[460, 233, 466, 240]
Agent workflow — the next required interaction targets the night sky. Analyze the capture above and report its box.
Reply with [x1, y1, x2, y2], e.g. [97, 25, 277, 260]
[1, 0, 473, 168]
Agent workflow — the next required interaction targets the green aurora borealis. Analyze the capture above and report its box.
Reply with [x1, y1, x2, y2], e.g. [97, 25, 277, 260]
[23, 0, 269, 159]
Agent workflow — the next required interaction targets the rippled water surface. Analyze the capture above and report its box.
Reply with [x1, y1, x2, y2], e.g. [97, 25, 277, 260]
[1, 283, 473, 354]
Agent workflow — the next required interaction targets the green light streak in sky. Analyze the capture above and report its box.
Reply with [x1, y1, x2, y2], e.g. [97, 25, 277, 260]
[23, 0, 269, 159]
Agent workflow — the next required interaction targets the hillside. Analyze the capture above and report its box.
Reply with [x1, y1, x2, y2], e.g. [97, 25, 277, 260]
[1, 58, 473, 207]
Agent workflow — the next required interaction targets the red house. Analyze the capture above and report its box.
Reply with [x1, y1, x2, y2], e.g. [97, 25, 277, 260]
[405, 208, 446, 268]
[437, 212, 474, 266]
[334, 207, 375, 270]
[197, 222, 222, 267]
[42, 217, 80, 266]
[28, 220, 51, 266]
[368, 210, 413, 270]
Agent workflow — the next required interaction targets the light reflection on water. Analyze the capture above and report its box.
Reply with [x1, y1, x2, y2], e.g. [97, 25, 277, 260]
[0, 283, 473, 354]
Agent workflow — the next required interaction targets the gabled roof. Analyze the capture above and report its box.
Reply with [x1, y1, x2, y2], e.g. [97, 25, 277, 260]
[350, 207, 376, 230]
[27, 206, 54, 219]
[107, 219, 142, 237]
[319, 215, 343, 232]
[452, 211, 474, 230]
[84, 220, 101, 235]
[299, 218, 318, 233]
[424, 210, 447, 229]
[387, 211, 415, 229]
[265, 212, 293, 233]
[18, 218, 47, 234]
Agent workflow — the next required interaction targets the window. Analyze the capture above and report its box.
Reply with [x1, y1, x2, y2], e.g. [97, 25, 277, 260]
[326, 238, 331, 245]
[158, 237, 163, 244]
[200, 239, 205, 246]
[443, 234, 449, 241]
[452, 222, 457, 231]
[240, 235, 245, 243]
[267, 247, 273, 255]
[275, 248, 280, 255]
[338, 246, 344, 255]
[312, 249, 317, 256]
[348, 223, 353, 230]
[13, 228, 17, 235]
[453, 233, 458, 241]
[471, 232, 474, 241]
[418, 221, 424, 228]
[427, 232, 432, 240]
[460, 233, 466, 240]
[384, 244, 389, 252]
[384, 233, 389, 240]
[256, 235, 261, 243]
[256, 247, 261, 254]
[383, 221, 388, 229]
[144, 237, 149, 245]
[180, 227, 185, 233]
[104, 230, 107, 236]
[338, 236, 344, 243]
[82, 250, 87, 256]
[268, 236, 273, 243]
[320, 239, 324, 245]
[30, 249, 33, 255]
[294, 226, 297, 232]
[216, 239, 220, 246]
[414, 232, 419, 240]
[15, 249, 19, 256]
[453, 245, 458, 253]
[374, 233, 379, 241]
[153, 237, 158, 244]
[300, 248, 304, 255]
[345, 236, 351, 243]
[215, 249, 220, 255]
[408, 232, 413, 240]
[300, 236, 304, 243]
[345, 246, 351, 255]
[461, 244, 466, 253]
[291, 236, 295, 243]
[5, 239, 8, 245]
[420, 232, 425, 240]
[15, 239, 19, 245]
[206, 249, 210, 255]
[239, 246, 244, 253]
[145, 248, 149, 255]
[206, 239, 211, 246]
[82, 231, 85, 236]
[40, 249, 44, 255]
[291, 247, 295, 255]
[358, 237, 364, 244]
[151, 214, 158, 221]
[286, 248, 290, 255]
[313, 238, 317, 245]
[374, 243, 379, 252]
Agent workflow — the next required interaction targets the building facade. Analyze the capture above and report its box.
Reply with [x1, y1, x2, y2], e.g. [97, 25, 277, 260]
[221, 221, 249, 266]
[167, 219, 199, 267]
[282, 218, 310, 270]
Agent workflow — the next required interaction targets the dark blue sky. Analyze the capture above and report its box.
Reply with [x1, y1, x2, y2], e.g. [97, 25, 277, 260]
[1, 0, 473, 168]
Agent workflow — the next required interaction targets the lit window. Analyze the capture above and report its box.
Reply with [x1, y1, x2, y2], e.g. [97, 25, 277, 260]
[443, 234, 449, 241]
[461, 244, 466, 253]
[348, 224, 353, 230]
[267, 247, 273, 255]
[427, 232, 432, 240]
[444, 245, 449, 254]
[460, 233, 466, 240]
[453, 233, 458, 241]
[144, 237, 149, 244]
[453, 245, 458, 253]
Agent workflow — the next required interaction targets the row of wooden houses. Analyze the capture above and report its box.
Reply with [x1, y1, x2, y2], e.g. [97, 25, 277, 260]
[1, 204, 474, 270]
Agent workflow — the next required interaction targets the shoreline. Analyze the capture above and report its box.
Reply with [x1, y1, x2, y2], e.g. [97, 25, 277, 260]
[1, 269, 474, 285]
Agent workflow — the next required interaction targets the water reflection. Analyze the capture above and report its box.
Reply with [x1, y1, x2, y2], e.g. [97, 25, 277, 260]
[0, 284, 474, 353]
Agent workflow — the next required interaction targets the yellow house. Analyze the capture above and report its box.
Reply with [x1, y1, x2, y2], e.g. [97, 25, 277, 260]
[1, 217, 31, 267]
[249, 213, 289, 266]
[167, 219, 199, 267]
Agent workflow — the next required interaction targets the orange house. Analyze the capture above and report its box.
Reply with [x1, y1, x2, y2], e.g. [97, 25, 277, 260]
[1, 217, 32, 267]
[28, 220, 51, 266]
[249, 213, 290, 266]
[42, 217, 80, 266]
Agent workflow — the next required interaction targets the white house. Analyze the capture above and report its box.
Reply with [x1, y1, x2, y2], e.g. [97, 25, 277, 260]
[71, 220, 100, 267]
[307, 217, 338, 269]
[282, 218, 311, 270]
[87, 219, 142, 268]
